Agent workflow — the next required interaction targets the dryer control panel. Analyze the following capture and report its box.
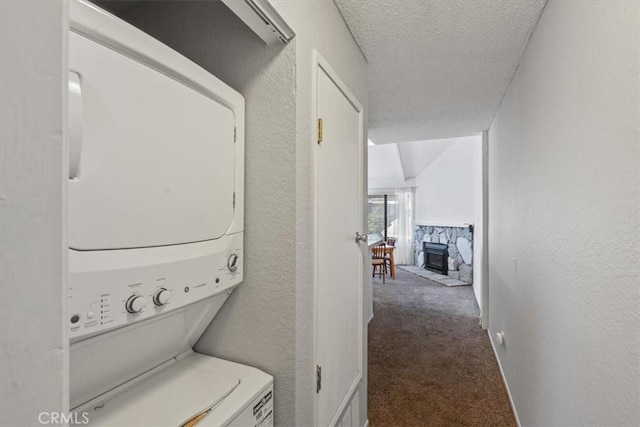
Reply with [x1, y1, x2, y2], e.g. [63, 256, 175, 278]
[68, 233, 243, 341]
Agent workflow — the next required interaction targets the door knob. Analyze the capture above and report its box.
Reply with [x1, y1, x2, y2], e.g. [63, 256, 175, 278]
[355, 232, 368, 244]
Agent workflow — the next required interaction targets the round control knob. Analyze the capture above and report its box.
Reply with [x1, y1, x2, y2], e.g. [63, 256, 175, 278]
[227, 253, 239, 272]
[125, 295, 146, 314]
[153, 288, 171, 306]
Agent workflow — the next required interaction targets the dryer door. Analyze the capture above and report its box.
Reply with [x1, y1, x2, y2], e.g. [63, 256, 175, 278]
[68, 32, 236, 250]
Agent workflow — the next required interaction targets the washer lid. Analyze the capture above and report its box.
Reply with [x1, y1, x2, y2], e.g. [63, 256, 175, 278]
[86, 360, 240, 427]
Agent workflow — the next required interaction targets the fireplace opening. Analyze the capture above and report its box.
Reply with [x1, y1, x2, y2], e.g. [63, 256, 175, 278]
[423, 242, 448, 275]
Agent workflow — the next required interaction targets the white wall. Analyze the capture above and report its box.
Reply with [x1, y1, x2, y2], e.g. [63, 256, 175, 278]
[414, 136, 483, 309]
[414, 136, 480, 225]
[488, 1, 640, 425]
[0, 1, 67, 424]
[118, 2, 369, 425]
[116, 3, 298, 425]
[269, 2, 369, 425]
[368, 137, 458, 191]
[397, 137, 456, 181]
[368, 143, 414, 189]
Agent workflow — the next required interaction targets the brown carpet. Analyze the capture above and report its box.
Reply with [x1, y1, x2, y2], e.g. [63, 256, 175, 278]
[368, 268, 515, 427]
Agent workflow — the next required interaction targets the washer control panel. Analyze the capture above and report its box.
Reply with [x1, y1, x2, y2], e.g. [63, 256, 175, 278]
[125, 295, 146, 314]
[152, 288, 171, 306]
[227, 253, 239, 272]
[68, 234, 242, 341]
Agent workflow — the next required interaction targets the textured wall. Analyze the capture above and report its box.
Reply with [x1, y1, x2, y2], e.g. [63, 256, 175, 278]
[117, 3, 298, 425]
[488, 1, 640, 425]
[269, 2, 369, 425]
[0, 1, 67, 424]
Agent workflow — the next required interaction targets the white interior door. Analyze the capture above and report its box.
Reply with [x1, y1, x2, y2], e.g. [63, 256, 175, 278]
[314, 52, 364, 427]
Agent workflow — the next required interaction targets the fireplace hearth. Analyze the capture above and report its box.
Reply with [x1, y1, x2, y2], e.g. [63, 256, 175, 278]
[423, 242, 448, 275]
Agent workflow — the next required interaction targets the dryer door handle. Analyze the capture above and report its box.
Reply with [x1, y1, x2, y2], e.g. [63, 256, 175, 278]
[68, 71, 83, 179]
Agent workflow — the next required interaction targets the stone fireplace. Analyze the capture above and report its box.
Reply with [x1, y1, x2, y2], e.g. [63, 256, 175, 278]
[414, 224, 473, 283]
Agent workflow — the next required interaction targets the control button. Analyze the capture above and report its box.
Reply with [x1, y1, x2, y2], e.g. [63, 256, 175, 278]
[125, 295, 146, 314]
[227, 253, 239, 272]
[153, 288, 171, 306]
[70, 314, 80, 324]
[87, 311, 95, 319]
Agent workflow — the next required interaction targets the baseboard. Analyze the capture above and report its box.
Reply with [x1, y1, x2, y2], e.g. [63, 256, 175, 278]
[488, 329, 521, 427]
[363, 419, 369, 427]
[368, 313, 373, 324]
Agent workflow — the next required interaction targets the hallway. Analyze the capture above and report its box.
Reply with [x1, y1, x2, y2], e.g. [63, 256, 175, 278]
[368, 268, 514, 426]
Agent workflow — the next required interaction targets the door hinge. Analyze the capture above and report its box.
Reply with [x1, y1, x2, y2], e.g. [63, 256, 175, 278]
[233, 192, 236, 209]
[316, 365, 322, 393]
[317, 118, 323, 144]
[233, 127, 237, 143]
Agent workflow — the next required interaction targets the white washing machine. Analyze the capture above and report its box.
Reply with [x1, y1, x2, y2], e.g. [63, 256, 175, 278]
[67, 1, 272, 425]
[76, 354, 273, 427]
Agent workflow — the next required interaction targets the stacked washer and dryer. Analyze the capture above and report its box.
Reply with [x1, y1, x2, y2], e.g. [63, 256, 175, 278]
[67, 1, 273, 425]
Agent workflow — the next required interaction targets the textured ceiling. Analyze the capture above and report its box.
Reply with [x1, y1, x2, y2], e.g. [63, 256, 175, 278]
[334, 0, 547, 144]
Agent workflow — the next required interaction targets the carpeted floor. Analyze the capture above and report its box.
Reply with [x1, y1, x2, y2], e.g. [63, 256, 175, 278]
[368, 268, 515, 427]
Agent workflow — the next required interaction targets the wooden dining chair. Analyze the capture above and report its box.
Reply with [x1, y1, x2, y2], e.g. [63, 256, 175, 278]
[383, 238, 395, 273]
[371, 245, 387, 283]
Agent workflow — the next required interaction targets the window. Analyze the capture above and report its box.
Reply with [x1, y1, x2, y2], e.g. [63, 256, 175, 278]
[367, 195, 385, 237]
[368, 190, 414, 265]
[367, 194, 398, 241]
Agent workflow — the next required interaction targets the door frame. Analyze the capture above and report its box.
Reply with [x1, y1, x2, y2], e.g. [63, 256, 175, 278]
[481, 130, 489, 330]
[311, 49, 365, 427]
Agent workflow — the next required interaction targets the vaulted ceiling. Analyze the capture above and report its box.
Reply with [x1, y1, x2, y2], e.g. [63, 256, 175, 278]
[368, 135, 477, 190]
[334, 0, 547, 144]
